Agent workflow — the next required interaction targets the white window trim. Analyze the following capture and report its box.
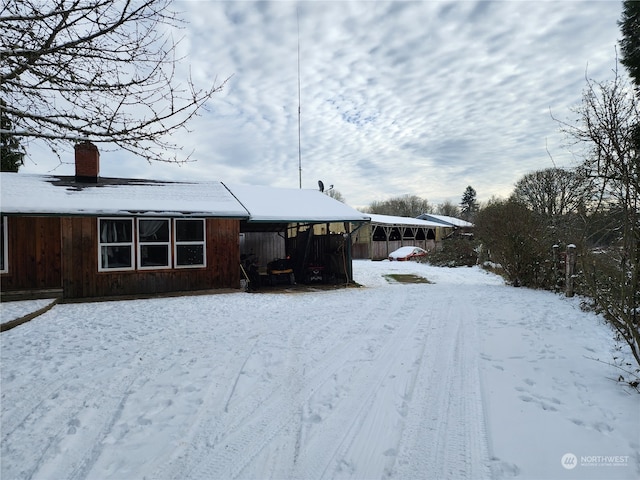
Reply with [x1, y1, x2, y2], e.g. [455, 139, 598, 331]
[174, 218, 206, 269]
[137, 218, 172, 270]
[1, 216, 8, 274]
[97, 217, 135, 272]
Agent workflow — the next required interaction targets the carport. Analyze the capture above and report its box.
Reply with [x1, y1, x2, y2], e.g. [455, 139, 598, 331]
[226, 184, 370, 285]
[351, 214, 445, 260]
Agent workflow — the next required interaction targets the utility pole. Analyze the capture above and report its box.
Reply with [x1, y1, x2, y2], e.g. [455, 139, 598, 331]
[297, 6, 302, 189]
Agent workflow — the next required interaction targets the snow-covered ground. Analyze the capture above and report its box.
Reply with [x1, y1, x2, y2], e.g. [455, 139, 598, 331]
[1, 260, 638, 480]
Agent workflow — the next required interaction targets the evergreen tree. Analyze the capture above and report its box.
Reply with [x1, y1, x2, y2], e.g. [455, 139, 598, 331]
[619, 0, 640, 91]
[460, 186, 478, 221]
[1, 99, 24, 172]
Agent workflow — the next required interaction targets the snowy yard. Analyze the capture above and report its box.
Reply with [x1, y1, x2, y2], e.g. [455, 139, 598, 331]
[1, 260, 638, 480]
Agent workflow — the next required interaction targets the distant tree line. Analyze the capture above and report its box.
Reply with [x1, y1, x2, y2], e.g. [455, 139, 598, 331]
[363, 185, 478, 221]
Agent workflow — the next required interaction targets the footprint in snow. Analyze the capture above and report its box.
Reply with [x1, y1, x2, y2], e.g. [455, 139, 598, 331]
[490, 457, 521, 478]
[592, 421, 614, 433]
[67, 418, 80, 435]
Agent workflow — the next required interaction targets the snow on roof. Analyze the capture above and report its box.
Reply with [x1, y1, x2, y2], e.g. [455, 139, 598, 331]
[225, 184, 371, 223]
[0, 173, 249, 218]
[0, 173, 371, 223]
[367, 213, 443, 228]
[418, 213, 474, 228]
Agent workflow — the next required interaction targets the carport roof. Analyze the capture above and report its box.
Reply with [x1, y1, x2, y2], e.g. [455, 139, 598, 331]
[367, 213, 443, 228]
[224, 184, 371, 224]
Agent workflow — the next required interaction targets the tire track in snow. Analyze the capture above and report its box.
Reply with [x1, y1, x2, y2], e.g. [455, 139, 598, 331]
[152, 286, 409, 480]
[8, 346, 165, 480]
[19, 313, 251, 480]
[288, 286, 431, 479]
[391, 289, 492, 479]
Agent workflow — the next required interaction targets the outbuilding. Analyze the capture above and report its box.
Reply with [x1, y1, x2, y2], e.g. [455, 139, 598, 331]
[351, 214, 445, 261]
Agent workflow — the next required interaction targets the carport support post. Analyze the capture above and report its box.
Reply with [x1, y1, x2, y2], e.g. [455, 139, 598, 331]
[565, 244, 576, 297]
[347, 222, 368, 283]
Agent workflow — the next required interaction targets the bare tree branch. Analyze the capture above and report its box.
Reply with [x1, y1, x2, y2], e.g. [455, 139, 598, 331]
[0, 0, 229, 163]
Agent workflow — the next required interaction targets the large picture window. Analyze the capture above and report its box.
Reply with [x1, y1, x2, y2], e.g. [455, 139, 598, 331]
[174, 219, 206, 268]
[98, 218, 134, 271]
[1, 216, 7, 273]
[138, 219, 171, 269]
[97, 217, 206, 272]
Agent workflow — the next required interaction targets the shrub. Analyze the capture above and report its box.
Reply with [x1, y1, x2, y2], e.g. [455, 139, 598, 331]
[428, 236, 478, 267]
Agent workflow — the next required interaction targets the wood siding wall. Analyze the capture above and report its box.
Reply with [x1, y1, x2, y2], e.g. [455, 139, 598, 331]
[0, 217, 62, 292]
[62, 217, 240, 298]
[60, 217, 240, 298]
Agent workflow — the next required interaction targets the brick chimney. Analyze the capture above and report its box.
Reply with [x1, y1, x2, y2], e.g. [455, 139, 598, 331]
[74, 141, 100, 183]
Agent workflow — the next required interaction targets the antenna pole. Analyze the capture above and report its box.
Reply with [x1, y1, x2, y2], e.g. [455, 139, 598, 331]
[297, 6, 302, 189]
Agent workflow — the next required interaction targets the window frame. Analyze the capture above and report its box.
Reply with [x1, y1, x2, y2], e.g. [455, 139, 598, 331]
[137, 218, 172, 270]
[1, 216, 8, 274]
[173, 218, 206, 269]
[98, 217, 135, 272]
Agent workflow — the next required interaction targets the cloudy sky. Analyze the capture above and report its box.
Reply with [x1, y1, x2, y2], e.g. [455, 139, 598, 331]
[22, 0, 625, 210]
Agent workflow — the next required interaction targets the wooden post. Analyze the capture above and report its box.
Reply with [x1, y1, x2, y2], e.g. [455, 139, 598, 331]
[552, 244, 560, 291]
[565, 244, 576, 297]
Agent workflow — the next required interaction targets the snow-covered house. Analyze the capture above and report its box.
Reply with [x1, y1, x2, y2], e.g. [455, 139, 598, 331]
[0, 143, 369, 299]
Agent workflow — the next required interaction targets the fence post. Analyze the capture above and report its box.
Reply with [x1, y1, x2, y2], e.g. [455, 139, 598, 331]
[565, 244, 576, 297]
[552, 244, 560, 291]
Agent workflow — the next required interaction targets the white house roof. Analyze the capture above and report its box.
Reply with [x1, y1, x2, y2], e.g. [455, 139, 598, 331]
[225, 184, 370, 223]
[366, 213, 443, 228]
[418, 213, 474, 228]
[0, 173, 371, 224]
[0, 173, 249, 218]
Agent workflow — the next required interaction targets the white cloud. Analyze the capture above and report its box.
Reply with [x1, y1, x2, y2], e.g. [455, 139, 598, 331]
[20, 0, 625, 210]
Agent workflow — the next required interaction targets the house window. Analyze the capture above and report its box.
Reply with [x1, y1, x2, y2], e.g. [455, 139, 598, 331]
[174, 219, 206, 268]
[98, 218, 134, 271]
[138, 218, 171, 269]
[1, 216, 7, 273]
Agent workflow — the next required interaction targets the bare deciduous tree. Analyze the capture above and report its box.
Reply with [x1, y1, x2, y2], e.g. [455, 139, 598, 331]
[554, 65, 640, 373]
[511, 167, 592, 217]
[435, 200, 460, 217]
[0, 0, 227, 163]
[326, 189, 346, 203]
[366, 194, 431, 218]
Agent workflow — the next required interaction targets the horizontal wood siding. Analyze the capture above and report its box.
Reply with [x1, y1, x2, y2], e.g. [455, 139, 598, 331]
[62, 217, 240, 298]
[1, 217, 62, 291]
